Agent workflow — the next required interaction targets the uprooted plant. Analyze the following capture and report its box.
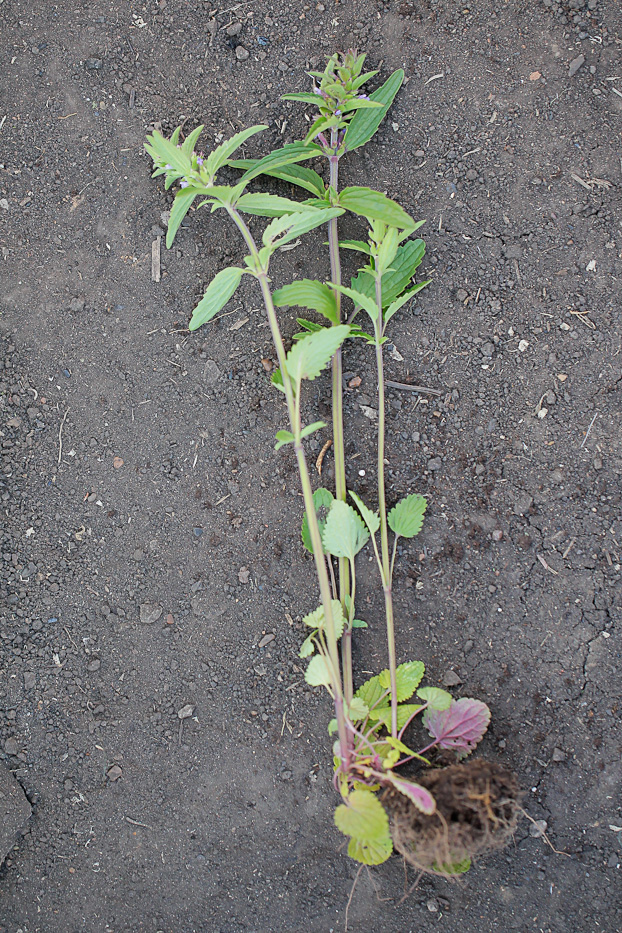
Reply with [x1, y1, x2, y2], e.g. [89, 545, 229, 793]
[145, 51, 519, 874]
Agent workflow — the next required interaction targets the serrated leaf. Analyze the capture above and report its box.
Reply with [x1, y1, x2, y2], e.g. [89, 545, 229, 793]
[166, 187, 202, 248]
[388, 494, 427, 538]
[347, 834, 392, 866]
[355, 673, 388, 711]
[189, 267, 243, 330]
[417, 686, 453, 711]
[383, 282, 429, 327]
[339, 187, 415, 230]
[299, 633, 316, 658]
[334, 789, 390, 842]
[305, 654, 332, 688]
[238, 142, 321, 184]
[331, 284, 379, 322]
[378, 661, 425, 702]
[237, 193, 309, 218]
[263, 208, 343, 249]
[274, 429, 294, 451]
[348, 697, 369, 721]
[301, 487, 334, 554]
[423, 698, 491, 757]
[343, 69, 404, 152]
[385, 775, 436, 815]
[352, 239, 426, 307]
[273, 279, 339, 324]
[204, 125, 268, 178]
[302, 600, 345, 640]
[322, 499, 370, 561]
[285, 324, 350, 384]
[349, 490, 380, 535]
[367, 703, 424, 731]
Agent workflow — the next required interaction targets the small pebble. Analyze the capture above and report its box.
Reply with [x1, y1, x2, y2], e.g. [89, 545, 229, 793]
[492, 529, 503, 542]
[235, 46, 249, 61]
[529, 819, 548, 838]
[177, 704, 194, 720]
[258, 633, 275, 649]
[107, 765, 123, 782]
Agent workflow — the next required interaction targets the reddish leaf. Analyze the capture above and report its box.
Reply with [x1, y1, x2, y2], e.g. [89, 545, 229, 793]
[423, 698, 490, 758]
[386, 774, 436, 815]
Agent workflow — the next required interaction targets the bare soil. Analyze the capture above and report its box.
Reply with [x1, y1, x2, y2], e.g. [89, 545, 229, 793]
[1, 1, 621, 931]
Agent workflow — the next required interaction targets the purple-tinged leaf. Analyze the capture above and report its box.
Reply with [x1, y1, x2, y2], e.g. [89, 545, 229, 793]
[385, 773, 436, 814]
[423, 698, 491, 758]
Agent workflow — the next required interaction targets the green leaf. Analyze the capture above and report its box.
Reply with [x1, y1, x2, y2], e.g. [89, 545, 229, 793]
[166, 187, 202, 248]
[351, 618, 368, 629]
[230, 160, 326, 196]
[305, 654, 332, 688]
[188, 267, 243, 331]
[334, 789, 390, 842]
[181, 124, 204, 157]
[340, 98, 384, 113]
[238, 142, 321, 184]
[270, 368, 285, 392]
[348, 697, 369, 721]
[433, 857, 471, 875]
[349, 490, 380, 536]
[352, 239, 426, 307]
[281, 91, 324, 105]
[331, 284, 379, 323]
[301, 487, 334, 554]
[204, 125, 268, 178]
[300, 420, 326, 440]
[263, 208, 343, 249]
[388, 494, 427, 538]
[338, 239, 371, 255]
[368, 703, 424, 731]
[339, 186, 415, 230]
[273, 279, 339, 324]
[343, 69, 404, 152]
[347, 835, 392, 866]
[274, 429, 295, 451]
[285, 324, 350, 384]
[383, 282, 430, 326]
[302, 600, 345, 640]
[237, 192, 309, 218]
[322, 499, 370, 561]
[417, 686, 452, 711]
[355, 673, 388, 711]
[299, 633, 316, 658]
[144, 130, 189, 176]
[378, 661, 425, 702]
[328, 718, 338, 736]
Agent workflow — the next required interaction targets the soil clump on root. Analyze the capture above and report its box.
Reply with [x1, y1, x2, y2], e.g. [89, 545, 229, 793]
[384, 759, 521, 874]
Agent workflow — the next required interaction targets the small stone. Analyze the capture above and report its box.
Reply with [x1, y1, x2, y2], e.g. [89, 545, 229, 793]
[4, 738, 19, 756]
[442, 669, 463, 686]
[456, 288, 468, 302]
[166, 613, 174, 625]
[518, 339, 529, 352]
[23, 672, 36, 689]
[177, 704, 194, 720]
[258, 633, 275, 649]
[593, 458, 603, 470]
[552, 748, 566, 762]
[204, 360, 220, 384]
[193, 527, 203, 537]
[226, 22, 242, 36]
[492, 529, 503, 542]
[140, 603, 162, 624]
[235, 45, 249, 61]
[568, 54, 585, 77]
[529, 819, 548, 838]
[87, 659, 101, 672]
[238, 567, 251, 584]
[427, 457, 442, 472]
[427, 898, 439, 913]
[513, 493, 533, 516]
[106, 765, 122, 782]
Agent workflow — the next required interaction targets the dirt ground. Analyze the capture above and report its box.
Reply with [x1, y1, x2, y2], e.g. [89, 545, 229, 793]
[1, 1, 621, 931]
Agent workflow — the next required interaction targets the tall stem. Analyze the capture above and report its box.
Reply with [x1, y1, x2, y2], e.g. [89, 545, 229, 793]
[229, 206, 351, 765]
[374, 278, 398, 738]
[327, 132, 350, 619]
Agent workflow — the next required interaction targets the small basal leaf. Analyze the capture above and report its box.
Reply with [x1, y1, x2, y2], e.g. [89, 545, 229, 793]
[334, 789, 390, 842]
[385, 774, 436, 815]
[388, 494, 427, 538]
[348, 697, 369, 722]
[301, 487, 334, 554]
[300, 420, 326, 441]
[274, 429, 294, 451]
[302, 600, 345, 640]
[423, 698, 491, 757]
[352, 618, 368, 629]
[189, 267, 243, 330]
[367, 704, 423, 732]
[347, 835, 392, 866]
[299, 633, 316, 658]
[285, 324, 350, 384]
[305, 654, 332, 688]
[321, 499, 370, 561]
[380, 661, 425, 702]
[417, 686, 452, 711]
[349, 490, 380, 536]
[355, 673, 388, 711]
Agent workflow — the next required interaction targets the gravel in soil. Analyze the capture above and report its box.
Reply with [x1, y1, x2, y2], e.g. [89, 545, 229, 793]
[1, 0, 621, 930]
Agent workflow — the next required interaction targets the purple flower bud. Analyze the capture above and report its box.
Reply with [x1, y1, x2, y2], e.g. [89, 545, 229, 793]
[196, 157, 204, 166]
[165, 164, 173, 170]
[358, 94, 370, 100]
[180, 180, 189, 188]
[312, 85, 321, 95]
[335, 109, 342, 116]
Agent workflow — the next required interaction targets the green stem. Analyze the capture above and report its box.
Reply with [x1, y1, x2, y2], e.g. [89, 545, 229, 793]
[340, 558, 356, 704]
[374, 277, 398, 738]
[229, 206, 351, 766]
[327, 133, 350, 613]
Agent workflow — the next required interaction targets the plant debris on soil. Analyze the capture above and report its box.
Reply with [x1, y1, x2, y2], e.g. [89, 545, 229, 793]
[385, 759, 521, 873]
[1, 1, 621, 931]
